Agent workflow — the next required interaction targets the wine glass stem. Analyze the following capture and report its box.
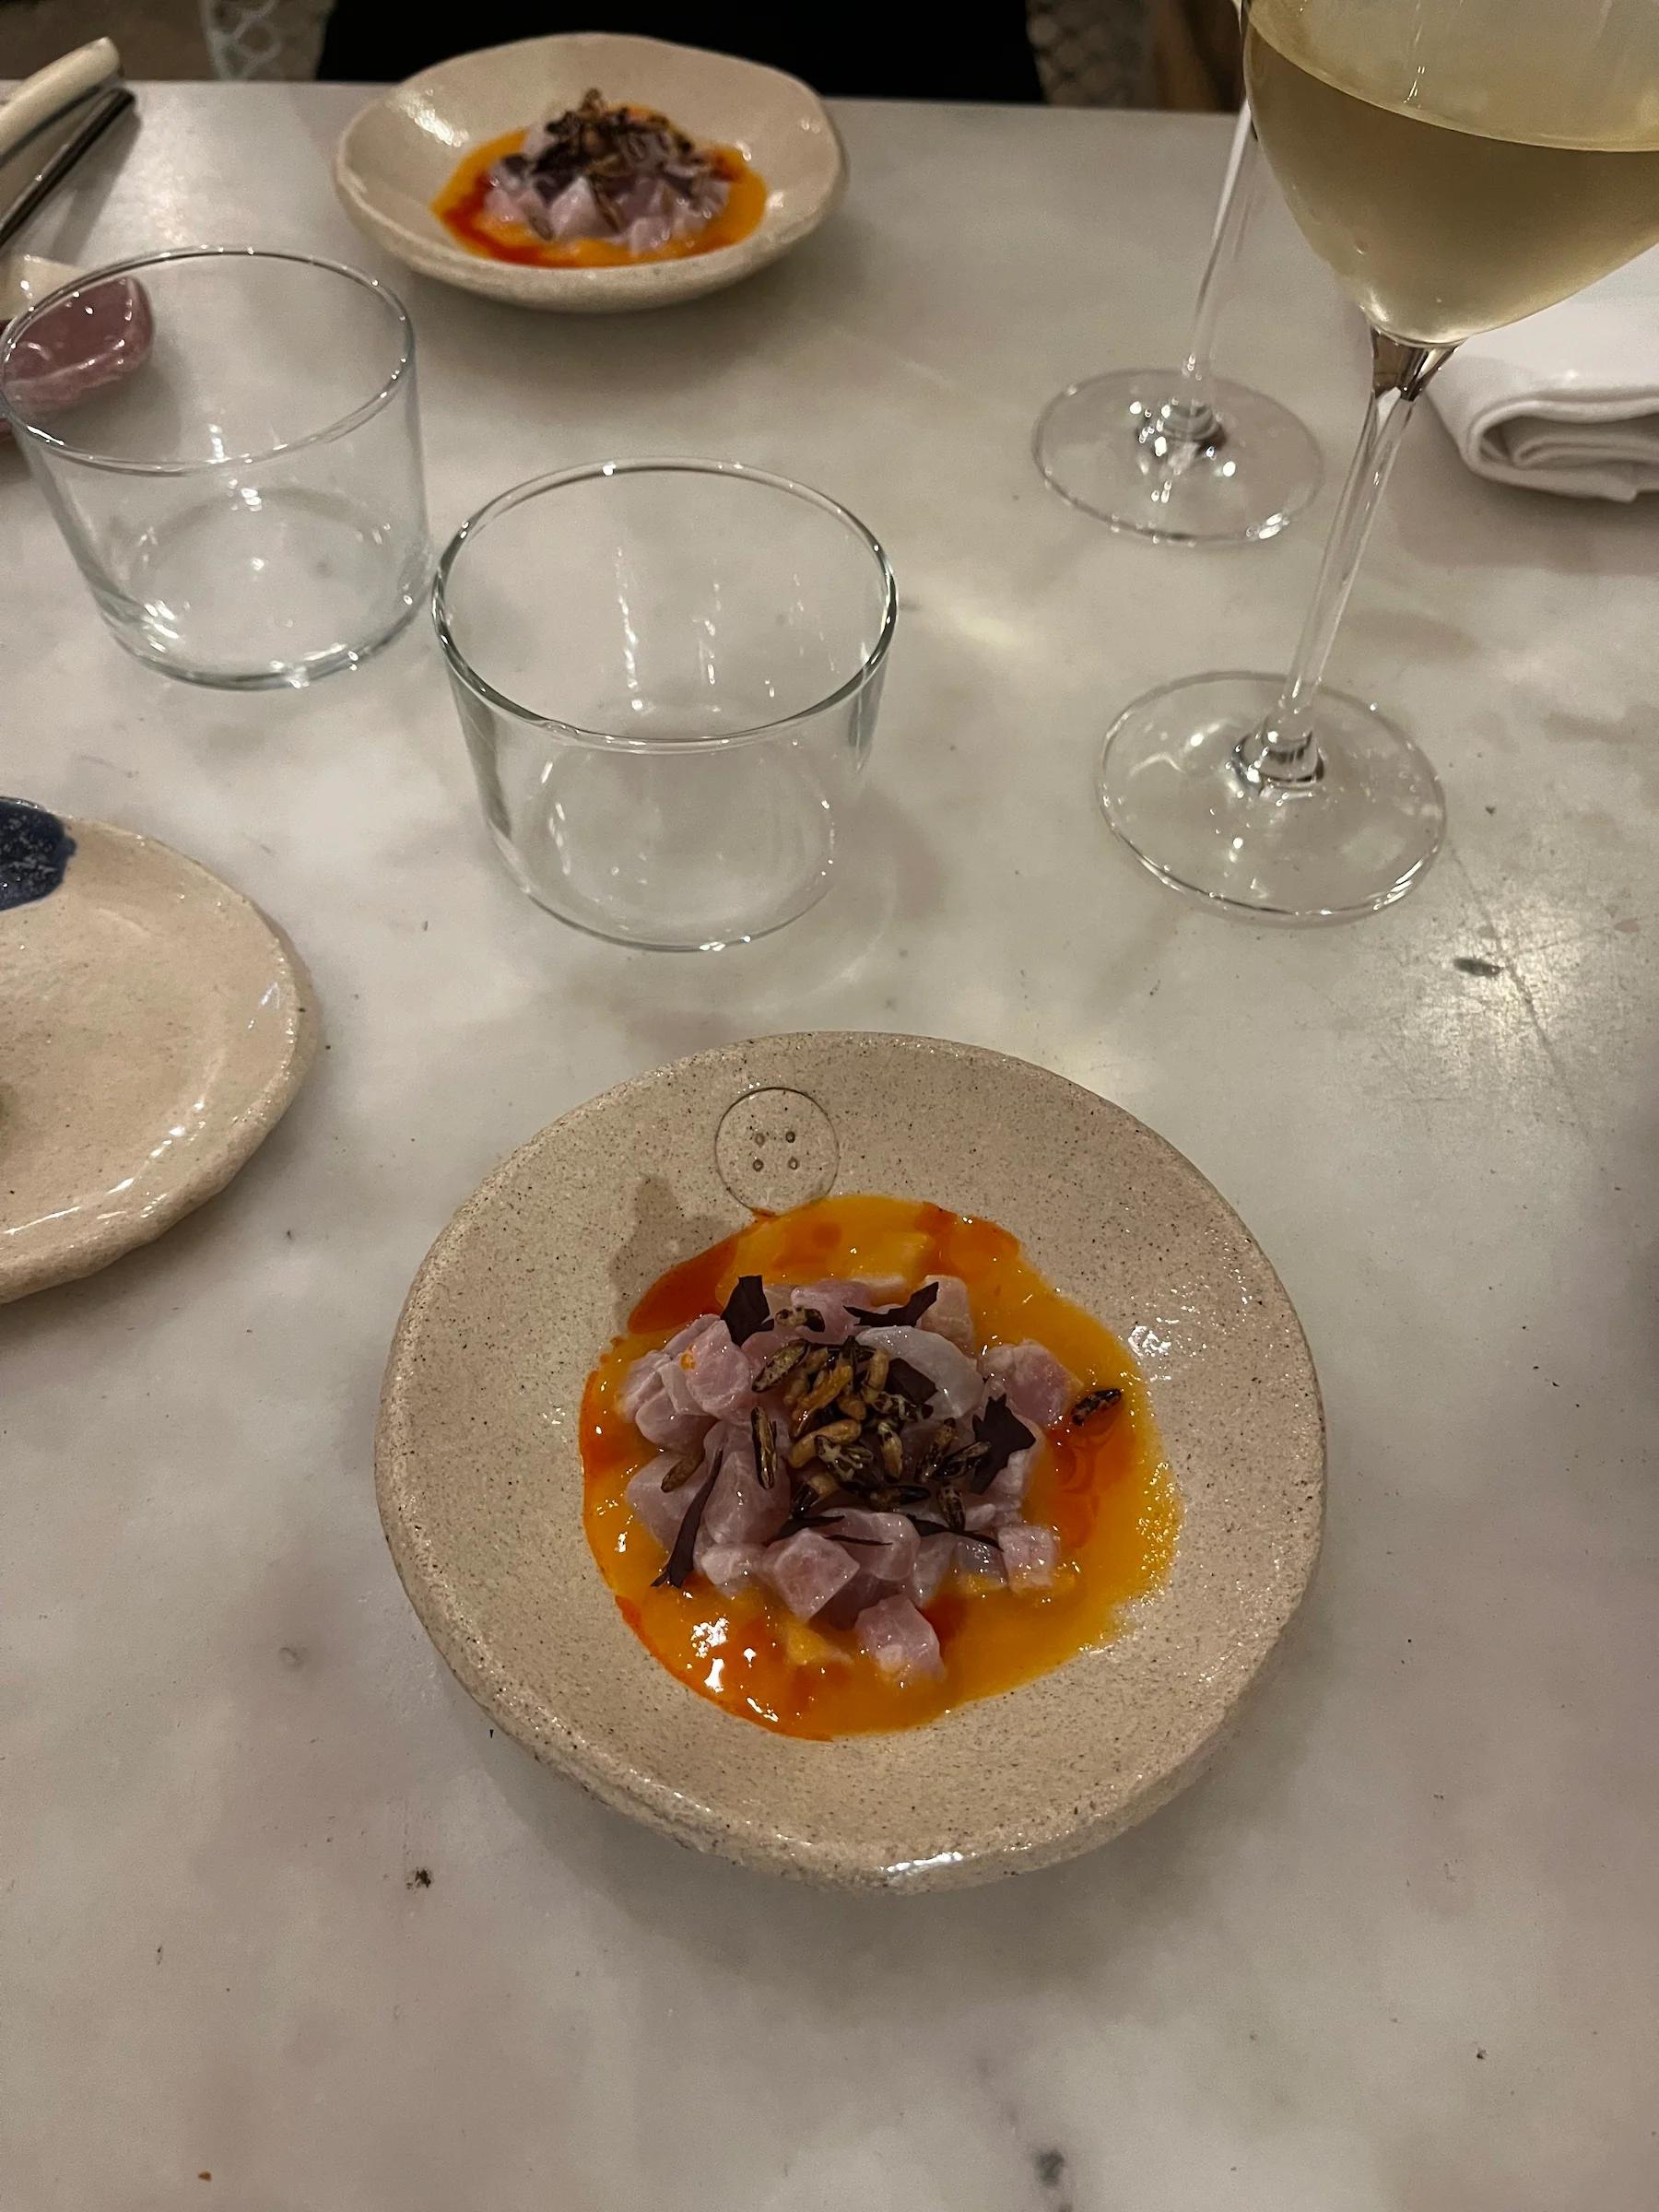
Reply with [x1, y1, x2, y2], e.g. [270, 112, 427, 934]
[1238, 331, 1453, 784]
[1159, 115, 1261, 449]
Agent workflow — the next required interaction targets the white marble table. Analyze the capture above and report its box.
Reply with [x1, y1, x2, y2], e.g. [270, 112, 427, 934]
[5, 84, 1657, 2212]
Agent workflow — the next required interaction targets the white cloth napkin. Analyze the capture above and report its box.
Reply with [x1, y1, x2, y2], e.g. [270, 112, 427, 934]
[1428, 249, 1659, 501]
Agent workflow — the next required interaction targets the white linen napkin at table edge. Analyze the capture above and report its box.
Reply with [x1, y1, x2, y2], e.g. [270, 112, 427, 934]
[1426, 248, 1659, 502]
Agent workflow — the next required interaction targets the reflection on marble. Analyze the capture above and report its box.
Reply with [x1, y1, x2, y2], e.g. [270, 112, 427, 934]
[4, 86, 1657, 2212]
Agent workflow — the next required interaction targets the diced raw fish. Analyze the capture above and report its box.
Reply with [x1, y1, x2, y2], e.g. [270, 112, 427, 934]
[856, 1595, 945, 1683]
[782, 1614, 853, 1670]
[618, 1350, 706, 1451]
[485, 162, 728, 254]
[956, 1536, 1006, 1585]
[982, 1341, 1075, 1430]
[635, 1333, 706, 1409]
[810, 1508, 918, 1588]
[918, 1275, 975, 1352]
[672, 1315, 754, 1419]
[773, 1278, 894, 1341]
[762, 1530, 860, 1619]
[739, 1324, 792, 1377]
[906, 1532, 958, 1607]
[964, 1498, 1018, 1535]
[855, 1324, 982, 1419]
[700, 1426, 791, 1547]
[695, 1538, 766, 1597]
[624, 1455, 699, 1550]
[1000, 1523, 1060, 1590]
[983, 1443, 1040, 1514]
[818, 1565, 887, 1630]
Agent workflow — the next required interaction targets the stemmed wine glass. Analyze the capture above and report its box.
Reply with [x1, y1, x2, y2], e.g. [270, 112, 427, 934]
[1099, 0, 1659, 921]
[1035, 110, 1324, 544]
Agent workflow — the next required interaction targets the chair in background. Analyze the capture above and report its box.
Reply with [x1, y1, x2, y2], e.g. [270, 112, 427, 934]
[198, 0, 327, 79]
[196, 0, 1226, 103]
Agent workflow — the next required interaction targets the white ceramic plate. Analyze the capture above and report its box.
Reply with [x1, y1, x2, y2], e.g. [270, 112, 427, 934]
[0, 804, 318, 1303]
[377, 1033, 1325, 1889]
[333, 33, 847, 315]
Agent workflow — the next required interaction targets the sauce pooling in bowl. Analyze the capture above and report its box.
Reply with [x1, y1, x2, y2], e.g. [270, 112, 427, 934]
[582, 1194, 1180, 1738]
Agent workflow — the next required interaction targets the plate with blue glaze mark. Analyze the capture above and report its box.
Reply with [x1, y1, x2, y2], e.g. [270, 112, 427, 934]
[0, 801, 319, 1303]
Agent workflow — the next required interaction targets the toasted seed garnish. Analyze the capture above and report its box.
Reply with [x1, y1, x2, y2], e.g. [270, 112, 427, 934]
[782, 1347, 830, 1407]
[862, 1389, 909, 1421]
[817, 1437, 876, 1484]
[863, 1347, 890, 1393]
[795, 1358, 853, 1422]
[750, 1339, 808, 1394]
[912, 1423, 958, 1486]
[788, 1431, 821, 1470]
[865, 1484, 902, 1510]
[813, 1418, 860, 1446]
[837, 1393, 867, 1422]
[937, 1483, 967, 1534]
[802, 1467, 840, 1503]
[1071, 1385, 1124, 1426]
[941, 1442, 989, 1490]
[660, 1447, 704, 1494]
[875, 1420, 905, 1478]
[751, 1406, 780, 1488]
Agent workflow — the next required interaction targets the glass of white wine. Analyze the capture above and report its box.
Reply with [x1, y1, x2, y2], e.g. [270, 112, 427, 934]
[1035, 113, 1324, 545]
[1099, 0, 1659, 921]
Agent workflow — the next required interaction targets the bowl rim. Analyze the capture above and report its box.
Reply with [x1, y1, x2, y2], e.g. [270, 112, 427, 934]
[431, 457, 899, 751]
[332, 29, 848, 299]
[0, 813, 320, 1303]
[375, 1031, 1327, 1889]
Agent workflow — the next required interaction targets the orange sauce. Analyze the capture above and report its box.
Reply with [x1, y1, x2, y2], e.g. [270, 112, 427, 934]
[582, 1195, 1181, 1739]
[433, 127, 768, 269]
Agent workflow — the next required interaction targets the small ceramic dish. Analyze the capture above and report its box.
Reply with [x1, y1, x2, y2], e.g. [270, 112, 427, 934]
[0, 256, 78, 437]
[0, 802, 318, 1302]
[377, 1033, 1324, 1889]
[333, 32, 846, 315]
[0, 253, 80, 326]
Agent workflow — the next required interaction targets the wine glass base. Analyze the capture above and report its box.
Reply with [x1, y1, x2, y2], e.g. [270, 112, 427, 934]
[1035, 370, 1324, 546]
[1099, 671, 1445, 923]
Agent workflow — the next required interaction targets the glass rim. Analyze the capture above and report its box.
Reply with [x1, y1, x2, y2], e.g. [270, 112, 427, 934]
[431, 457, 899, 754]
[0, 245, 416, 475]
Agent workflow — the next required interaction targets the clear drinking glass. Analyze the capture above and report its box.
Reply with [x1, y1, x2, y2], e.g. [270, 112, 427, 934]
[1100, 0, 1659, 921]
[434, 461, 897, 950]
[0, 248, 429, 688]
[1034, 112, 1324, 544]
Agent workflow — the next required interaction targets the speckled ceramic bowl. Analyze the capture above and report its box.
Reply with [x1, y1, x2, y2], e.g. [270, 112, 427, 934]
[376, 1033, 1324, 1888]
[334, 32, 846, 314]
[0, 803, 318, 1302]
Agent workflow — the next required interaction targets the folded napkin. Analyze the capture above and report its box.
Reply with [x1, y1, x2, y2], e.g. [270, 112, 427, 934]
[1429, 249, 1659, 501]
